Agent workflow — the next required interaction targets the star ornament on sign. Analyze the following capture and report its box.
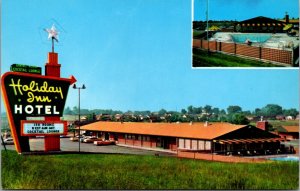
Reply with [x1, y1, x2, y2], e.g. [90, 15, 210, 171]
[45, 24, 59, 42]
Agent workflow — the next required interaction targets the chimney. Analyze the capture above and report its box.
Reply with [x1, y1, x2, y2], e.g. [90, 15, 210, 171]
[204, 121, 208, 127]
[285, 12, 289, 24]
[257, 121, 268, 131]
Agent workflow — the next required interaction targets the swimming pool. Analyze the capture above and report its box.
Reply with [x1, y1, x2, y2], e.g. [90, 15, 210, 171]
[210, 32, 299, 50]
[269, 156, 299, 162]
[231, 33, 272, 43]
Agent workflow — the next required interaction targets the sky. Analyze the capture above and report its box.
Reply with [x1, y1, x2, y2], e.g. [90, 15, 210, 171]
[194, 0, 299, 21]
[1, 0, 299, 113]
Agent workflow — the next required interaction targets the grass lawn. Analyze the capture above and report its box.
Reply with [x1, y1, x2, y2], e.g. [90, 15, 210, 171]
[193, 30, 206, 38]
[250, 120, 299, 128]
[193, 48, 284, 67]
[2, 150, 299, 190]
[267, 120, 299, 127]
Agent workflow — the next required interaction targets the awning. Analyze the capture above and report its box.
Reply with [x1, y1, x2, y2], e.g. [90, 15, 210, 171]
[283, 24, 293, 31]
[213, 137, 286, 144]
[208, 25, 220, 31]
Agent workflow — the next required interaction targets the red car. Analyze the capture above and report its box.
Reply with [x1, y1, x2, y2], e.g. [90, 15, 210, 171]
[94, 140, 115, 146]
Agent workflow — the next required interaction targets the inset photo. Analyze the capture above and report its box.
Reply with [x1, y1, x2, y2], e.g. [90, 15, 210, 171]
[193, 0, 299, 68]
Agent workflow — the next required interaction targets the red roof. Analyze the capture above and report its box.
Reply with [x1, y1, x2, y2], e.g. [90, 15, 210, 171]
[282, 126, 299, 133]
[80, 122, 246, 140]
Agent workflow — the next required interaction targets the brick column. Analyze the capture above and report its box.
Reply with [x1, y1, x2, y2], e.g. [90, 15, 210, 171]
[44, 52, 61, 152]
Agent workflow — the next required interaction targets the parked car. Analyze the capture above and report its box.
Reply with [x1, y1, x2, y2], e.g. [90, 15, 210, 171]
[2, 138, 14, 145]
[94, 140, 115, 146]
[83, 137, 102, 143]
[70, 135, 84, 142]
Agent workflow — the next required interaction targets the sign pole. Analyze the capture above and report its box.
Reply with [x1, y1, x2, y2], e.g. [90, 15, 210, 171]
[1, 135, 7, 151]
[52, 37, 54, 53]
[73, 84, 86, 153]
[78, 88, 81, 153]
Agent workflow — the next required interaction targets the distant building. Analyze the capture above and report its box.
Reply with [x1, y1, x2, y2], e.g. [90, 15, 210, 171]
[277, 126, 299, 140]
[221, 26, 235, 32]
[285, 116, 294, 120]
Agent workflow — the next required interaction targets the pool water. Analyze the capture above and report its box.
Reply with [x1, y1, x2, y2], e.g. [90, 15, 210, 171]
[231, 34, 271, 43]
[269, 156, 299, 161]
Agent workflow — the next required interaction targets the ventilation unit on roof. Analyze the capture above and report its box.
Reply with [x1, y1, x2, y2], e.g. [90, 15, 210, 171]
[204, 121, 208, 127]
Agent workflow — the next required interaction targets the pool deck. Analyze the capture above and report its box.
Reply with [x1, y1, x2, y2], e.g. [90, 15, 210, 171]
[243, 153, 299, 159]
[210, 32, 299, 50]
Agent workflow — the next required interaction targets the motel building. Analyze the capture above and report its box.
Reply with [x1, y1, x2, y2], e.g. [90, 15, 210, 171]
[78, 121, 288, 156]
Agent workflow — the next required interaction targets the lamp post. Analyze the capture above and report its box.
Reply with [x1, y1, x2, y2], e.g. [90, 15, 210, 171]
[206, 0, 209, 52]
[73, 84, 86, 153]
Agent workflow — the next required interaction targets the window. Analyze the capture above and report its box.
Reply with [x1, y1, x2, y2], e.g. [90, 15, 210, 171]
[191, 140, 198, 150]
[198, 140, 205, 150]
[205, 141, 211, 150]
[179, 138, 184, 149]
[185, 139, 191, 149]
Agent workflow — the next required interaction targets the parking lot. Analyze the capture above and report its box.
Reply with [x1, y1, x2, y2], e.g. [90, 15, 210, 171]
[2, 137, 176, 157]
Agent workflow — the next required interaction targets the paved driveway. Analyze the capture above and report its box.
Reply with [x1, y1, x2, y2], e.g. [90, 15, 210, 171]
[2, 137, 176, 157]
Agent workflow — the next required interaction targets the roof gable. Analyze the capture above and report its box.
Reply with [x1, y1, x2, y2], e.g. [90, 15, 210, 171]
[215, 125, 279, 140]
[240, 16, 284, 24]
[281, 126, 299, 133]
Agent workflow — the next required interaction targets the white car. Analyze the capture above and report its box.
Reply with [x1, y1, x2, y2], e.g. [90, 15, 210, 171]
[2, 138, 14, 145]
[83, 137, 101, 143]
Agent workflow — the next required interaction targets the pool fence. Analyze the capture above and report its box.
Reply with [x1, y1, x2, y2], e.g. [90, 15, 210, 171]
[193, 39, 298, 66]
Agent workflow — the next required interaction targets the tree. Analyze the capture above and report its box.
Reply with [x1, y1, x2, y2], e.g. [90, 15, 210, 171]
[212, 107, 220, 115]
[254, 108, 262, 116]
[260, 104, 283, 118]
[72, 106, 78, 114]
[158, 109, 167, 116]
[227, 105, 242, 114]
[203, 105, 212, 114]
[219, 109, 226, 115]
[193, 107, 202, 114]
[169, 113, 181, 122]
[227, 113, 249, 125]
[243, 110, 252, 116]
[187, 105, 194, 114]
[63, 106, 73, 115]
[181, 109, 187, 114]
[283, 108, 299, 118]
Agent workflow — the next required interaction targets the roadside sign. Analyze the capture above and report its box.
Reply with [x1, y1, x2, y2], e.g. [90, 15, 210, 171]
[21, 120, 67, 136]
[10, 64, 42, 75]
[1, 71, 76, 152]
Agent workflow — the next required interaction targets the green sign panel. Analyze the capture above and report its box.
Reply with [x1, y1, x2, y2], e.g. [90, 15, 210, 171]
[10, 64, 42, 75]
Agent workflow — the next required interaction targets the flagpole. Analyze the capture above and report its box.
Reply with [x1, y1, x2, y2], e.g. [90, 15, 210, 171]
[52, 37, 54, 53]
[206, 0, 209, 51]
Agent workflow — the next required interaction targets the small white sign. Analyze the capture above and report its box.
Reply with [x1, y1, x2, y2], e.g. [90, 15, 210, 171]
[23, 122, 65, 135]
